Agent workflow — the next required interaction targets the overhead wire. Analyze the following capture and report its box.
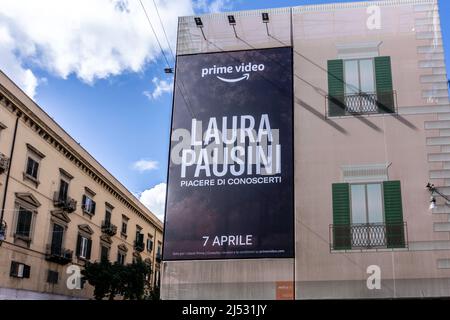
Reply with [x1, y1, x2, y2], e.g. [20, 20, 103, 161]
[138, 0, 195, 118]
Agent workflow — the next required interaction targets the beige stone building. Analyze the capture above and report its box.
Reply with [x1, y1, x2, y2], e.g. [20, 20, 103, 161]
[0, 71, 163, 299]
[162, 0, 450, 299]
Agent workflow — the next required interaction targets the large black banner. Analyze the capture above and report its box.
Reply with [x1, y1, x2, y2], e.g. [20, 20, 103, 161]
[163, 47, 294, 260]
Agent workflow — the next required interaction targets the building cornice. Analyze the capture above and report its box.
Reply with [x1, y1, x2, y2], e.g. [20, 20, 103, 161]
[179, 0, 436, 20]
[0, 80, 163, 232]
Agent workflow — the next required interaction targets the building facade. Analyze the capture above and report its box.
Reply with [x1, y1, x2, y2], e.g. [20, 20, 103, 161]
[0, 71, 163, 299]
[161, 0, 450, 299]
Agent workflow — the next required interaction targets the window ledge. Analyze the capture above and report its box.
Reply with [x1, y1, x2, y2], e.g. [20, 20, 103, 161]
[82, 210, 94, 218]
[14, 234, 31, 242]
[327, 112, 397, 120]
[331, 247, 409, 254]
[22, 172, 40, 187]
[120, 232, 127, 239]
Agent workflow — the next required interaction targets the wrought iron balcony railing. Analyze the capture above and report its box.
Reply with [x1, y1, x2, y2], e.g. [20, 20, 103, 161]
[53, 192, 77, 213]
[326, 91, 397, 116]
[134, 240, 145, 253]
[329, 222, 408, 251]
[0, 153, 10, 174]
[101, 221, 118, 236]
[45, 244, 73, 265]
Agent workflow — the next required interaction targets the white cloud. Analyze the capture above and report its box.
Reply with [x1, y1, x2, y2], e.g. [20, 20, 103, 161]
[0, 0, 233, 98]
[144, 77, 173, 100]
[195, 0, 233, 13]
[139, 183, 166, 221]
[132, 159, 159, 172]
[0, 24, 38, 98]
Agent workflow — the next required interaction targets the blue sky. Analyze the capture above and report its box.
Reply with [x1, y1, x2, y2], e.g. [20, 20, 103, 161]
[1, 0, 449, 220]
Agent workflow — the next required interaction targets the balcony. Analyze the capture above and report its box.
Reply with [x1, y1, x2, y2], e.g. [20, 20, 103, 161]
[329, 222, 408, 251]
[101, 221, 118, 237]
[53, 192, 77, 213]
[327, 91, 397, 116]
[45, 244, 73, 265]
[134, 240, 145, 253]
[0, 153, 10, 174]
[155, 253, 162, 263]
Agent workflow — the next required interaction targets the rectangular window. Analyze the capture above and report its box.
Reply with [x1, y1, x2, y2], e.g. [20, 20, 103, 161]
[121, 216, 128, 235]
[328, 56, 394, 116]
[15, 207, 32, 238]
[10, 261, 30, 278]
[117, 252, 126, 265]
[105, 209, 111, 225]
[350, 183, 384, 224]
[76, 234, 92, 260]
[79, 237, 88, 258]
[332, 181, 406, 250]
[50, 224, 64, 255]
[147, 236, 153, 252]
[26, 157, 39, 179]
[100, 246, 109, 262]
[82, 195, 96, 215]
[58, 179, 69, 202]
[344, 58, 377, 113]
[350, 183, 385, 248]
[47, 270, 58, 284]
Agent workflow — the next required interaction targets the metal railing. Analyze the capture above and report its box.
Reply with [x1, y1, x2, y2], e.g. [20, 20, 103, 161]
[134, 240, 145, 252]
[345, 92, 378, 113]
[45, 244, 73, 265]
[101, 221, 118, 236]
[53, 192, 77, 213]
[329, 222, 408, 251]
[326, 91, 397, 116]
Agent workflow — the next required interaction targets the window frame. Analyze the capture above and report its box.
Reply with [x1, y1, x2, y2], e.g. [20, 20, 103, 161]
[15, 207, 33, 238]
[343, 58, 377, 95]
[121, 215, 129, 237]
[82, 194, 96, 216]
[58, 178, 70, 202]
[349, 182, 385, 226]
[117, 251, 126, 265]
[100, 245, 109, 262]
[23, 144, 45, 187]
[79, 236, 89, 259]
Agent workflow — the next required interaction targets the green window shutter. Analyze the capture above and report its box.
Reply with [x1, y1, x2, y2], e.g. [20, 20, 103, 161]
[332, 183, 351, 250]
[383, 180, 405, 248]
[76, 234, 82, 257]
[375, 56, 395, 113]
[328, 60, 346, 117]
[86, 239, 92, 260]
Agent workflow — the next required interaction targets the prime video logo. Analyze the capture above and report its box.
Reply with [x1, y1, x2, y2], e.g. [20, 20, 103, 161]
[201, 62, 265, 83]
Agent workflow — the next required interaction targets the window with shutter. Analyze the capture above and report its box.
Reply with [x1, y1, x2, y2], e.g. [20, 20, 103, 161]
[23, 265, 30, 278]
[100, 245, 109, 262]
[375, 56, 395, 113]
[10, 261, 30, 278]
[86, 239, 92, 260]
[383, 180, 406, 248]
[16, 208, 32, 237]
[332, 183, 351, 250]
[58, 179, 69, 202]
[328, 59, 345, 116]
[328, 56, 395, 116]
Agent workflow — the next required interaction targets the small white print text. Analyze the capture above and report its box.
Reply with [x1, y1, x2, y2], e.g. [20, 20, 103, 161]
[182, 304, 267, 318]
[180, 176, 282, 187]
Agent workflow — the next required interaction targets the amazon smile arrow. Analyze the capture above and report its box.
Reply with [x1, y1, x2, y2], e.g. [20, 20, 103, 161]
[216, 73, 250, 83]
